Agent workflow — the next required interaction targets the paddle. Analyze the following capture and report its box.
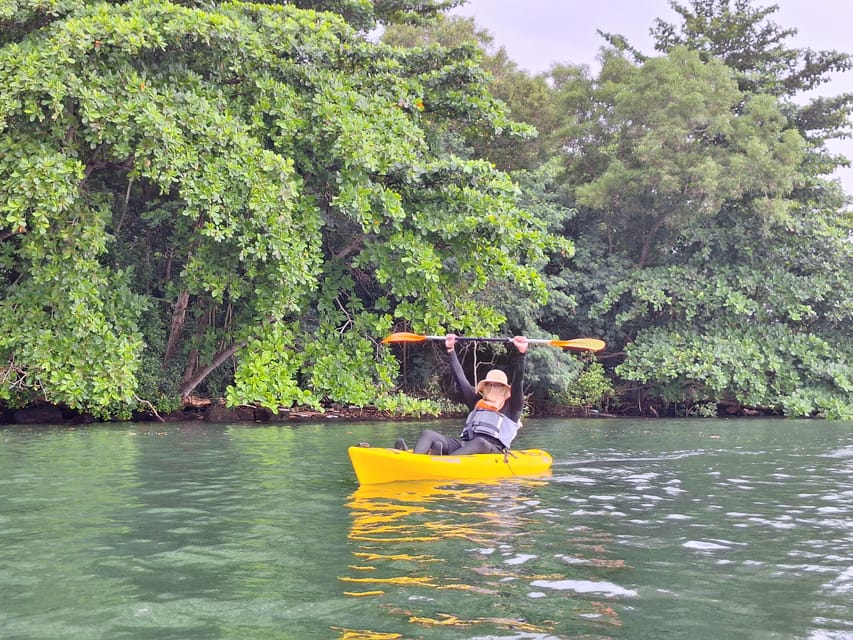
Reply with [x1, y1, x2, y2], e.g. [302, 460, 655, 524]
[381, 332, 605, 352]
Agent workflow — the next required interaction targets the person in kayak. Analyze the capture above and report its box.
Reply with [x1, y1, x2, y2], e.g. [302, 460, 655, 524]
[397, 333, 528, 455]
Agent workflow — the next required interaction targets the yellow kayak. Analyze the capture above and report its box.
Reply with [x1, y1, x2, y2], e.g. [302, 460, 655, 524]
[347, 445, 553, 485]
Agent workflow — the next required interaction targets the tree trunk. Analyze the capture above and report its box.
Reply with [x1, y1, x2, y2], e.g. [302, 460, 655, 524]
[163, 289, 190, 367]
[179, 340, 247, 399]
[638, 215, 668, 268]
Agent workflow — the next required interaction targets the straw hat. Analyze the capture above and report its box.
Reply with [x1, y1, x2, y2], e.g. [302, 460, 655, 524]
[476, 369, 510, 395]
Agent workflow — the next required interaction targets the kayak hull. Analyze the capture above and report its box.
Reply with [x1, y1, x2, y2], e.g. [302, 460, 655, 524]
[347, 446, 553, 484]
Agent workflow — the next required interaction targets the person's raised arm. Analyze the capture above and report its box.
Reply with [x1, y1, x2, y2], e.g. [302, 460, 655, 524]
[446, 334, 478, 408]
[507, 336, 527, 420]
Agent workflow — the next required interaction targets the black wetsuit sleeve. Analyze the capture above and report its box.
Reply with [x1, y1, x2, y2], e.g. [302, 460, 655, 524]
[504, 353, 526, 422]
[448, 349, 478, 410]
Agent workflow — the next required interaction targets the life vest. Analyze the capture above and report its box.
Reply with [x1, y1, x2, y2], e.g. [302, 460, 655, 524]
[461, 400, 519, 449]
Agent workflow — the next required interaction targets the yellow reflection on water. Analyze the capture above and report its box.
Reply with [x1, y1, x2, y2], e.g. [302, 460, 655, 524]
[331, 628, 402, 639]
[338, 478, 555, 637]
[410, 612, 550, 632]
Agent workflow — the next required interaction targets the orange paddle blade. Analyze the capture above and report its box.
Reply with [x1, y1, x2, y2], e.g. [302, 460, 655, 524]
[548, 338, 606, 352]
[381, 332, 431, 344]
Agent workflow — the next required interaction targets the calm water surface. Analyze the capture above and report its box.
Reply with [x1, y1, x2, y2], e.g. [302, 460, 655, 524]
[1, 419, 852, 639]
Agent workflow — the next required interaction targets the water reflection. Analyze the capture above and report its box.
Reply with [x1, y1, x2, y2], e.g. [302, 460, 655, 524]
[339, 478, 630, 638]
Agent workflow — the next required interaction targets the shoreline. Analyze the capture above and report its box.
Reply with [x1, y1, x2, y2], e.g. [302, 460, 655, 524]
[0, 401, 635, 427]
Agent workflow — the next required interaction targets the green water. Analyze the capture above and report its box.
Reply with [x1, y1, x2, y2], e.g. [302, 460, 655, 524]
[1, 419, 852, 639]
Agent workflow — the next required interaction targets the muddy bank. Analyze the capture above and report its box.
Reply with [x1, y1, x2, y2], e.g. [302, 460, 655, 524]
[1, 399, 623, 426]
[0, 401, 472, 426]
[0, 398, 769, 426]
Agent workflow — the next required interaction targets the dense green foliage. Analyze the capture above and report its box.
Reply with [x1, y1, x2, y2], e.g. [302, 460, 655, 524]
[1, 0, 561, 418]
[386, 2, 852, 420]
[552, 1, 853, 419]
[1, 0, 851, 420]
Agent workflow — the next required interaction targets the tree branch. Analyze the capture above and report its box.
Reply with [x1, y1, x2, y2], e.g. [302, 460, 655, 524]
[334, 234, 364, 260]
[638, 215, 668, 267]
[179, 340, 247, 399]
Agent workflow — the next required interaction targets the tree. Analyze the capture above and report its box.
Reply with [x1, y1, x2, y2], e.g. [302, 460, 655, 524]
[290, 0, 464, 32]
[383, 14, 561, 170]
[381, 16, 586, 400]
[557, 0, 853, 418]
[0, 0, 559, 417]
[560, 45, 805, 268]
[604, 0, 853, 181]
[605, 195, 853, 419]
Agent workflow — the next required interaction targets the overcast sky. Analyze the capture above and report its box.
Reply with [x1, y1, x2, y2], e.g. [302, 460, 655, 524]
[449, 0, 853, 196]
